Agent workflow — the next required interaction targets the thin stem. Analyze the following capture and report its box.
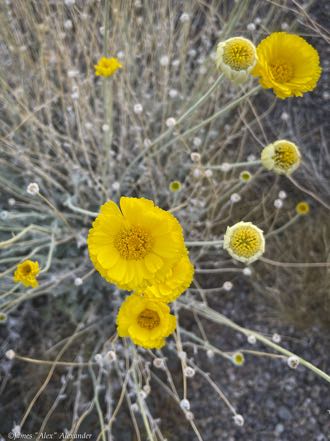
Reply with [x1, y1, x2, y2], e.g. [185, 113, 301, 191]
[185, 240, 223, 247]
[65, 197, 98, 217]
[120, 74, 225, 184]
[179, 298, 330, 383]
[208, 159, 262, 170]
[266, 214, 300, 238]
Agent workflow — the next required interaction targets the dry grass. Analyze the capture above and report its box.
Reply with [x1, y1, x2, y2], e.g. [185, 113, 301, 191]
[0, 0, 329, 439]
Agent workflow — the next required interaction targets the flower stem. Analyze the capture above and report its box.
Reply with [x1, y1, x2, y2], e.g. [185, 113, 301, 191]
[209, 159, 262, 170]
[266, 214, 300, 238]
[185, 240, 223, 247]
[179, 298, 330, 383]
[102, 0, 113, 187]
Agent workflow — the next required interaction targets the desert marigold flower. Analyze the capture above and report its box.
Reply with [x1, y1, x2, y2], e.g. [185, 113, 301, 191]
[94, 56, 122, 77]
[87, 197, 186, 291]
[252, 32, 321, 99]
[261, 140, 301, 175]
[239, 170, 252, 183]
[232, 352, 245, 366]
[295, 201, 310, 215]
[116, 294, 176, 349]
[223, 221, 265, 264]
[142, 253, 194, 303]
[169, 180, 182, 192]
[216, 37, 257, 84]
[13, 260, 40, 288]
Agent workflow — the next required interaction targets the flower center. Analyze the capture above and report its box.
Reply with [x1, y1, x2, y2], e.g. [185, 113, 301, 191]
[270, 60, 294, 82]
[223, 39, 255, 71]
[21, 263, 32, 275]
[273, 143, 299, 170]
[114, 226, 153, 260]
[230, 226, 262, 258]
[137, 309, 160, 329]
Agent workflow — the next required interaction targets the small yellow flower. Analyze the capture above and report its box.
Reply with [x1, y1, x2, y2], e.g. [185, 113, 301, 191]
[216, 37, 257, 84]
[116, 294, 176, 349]
[261, 140, 301, 175]
[169, 181, 182, 192]
[239, 170, 252, 183]
[13, 260, 40, 288]
[296, 201, 310, 215]
[87, 197, 186, 291]
[223, 221, 265, 264]
[232, 352, 245, 366]
[142, 253, 194, 303]
[252, 32, 321, 99]
[94, 56, 122, 77]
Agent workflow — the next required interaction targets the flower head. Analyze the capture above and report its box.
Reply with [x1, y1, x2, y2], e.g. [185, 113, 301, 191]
[252, 32, 321, 99]
[295, 201, 310, 215]
[142, 253, 194, 303]
[94, 56, 122, 77]
[216, 37, 257, 84]
[87, 197, 186, 291]
[239, 170, 252, 183]
[232, 352, 245, 366]
[261, 140, 301, 175]
[169, 181, 182, 192]
[116, 294, 176, 349]
[26, 182, 39, 196]
[223, 221, 265, 264]
[13, 260, 40, 288]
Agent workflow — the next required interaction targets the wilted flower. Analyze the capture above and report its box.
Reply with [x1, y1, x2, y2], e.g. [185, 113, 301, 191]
[223, 221, 265, 264]
[261, 140, 301, 175]
[26, 182, 39, 196]
[216, 37, 257, 84]
[252, 32, 321, 99]
[233, 414, 244, 426]
[287, 355, 300, 369]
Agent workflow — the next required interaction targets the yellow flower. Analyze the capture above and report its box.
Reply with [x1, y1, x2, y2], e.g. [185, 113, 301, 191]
[261, 140, 301, 175]
[223, 221, 265, 264]
[232, 352, 245, 366]
[296, 201, 310, 215]
[169, 181, 182, 192]
[239, 170, 252, 183]
[142, 253, 194, 303]
[87, 197, 186, 291]
[216, 37, 257, 84]
[94, 56, 122, 77]
[116, 294, 176, 349]
[13, 260, 40, 288]
[252, 32, 321, 99]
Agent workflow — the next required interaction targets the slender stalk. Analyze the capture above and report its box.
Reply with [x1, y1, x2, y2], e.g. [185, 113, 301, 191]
[102, 0, 113, 186]
[209, 159, 262, 170]
[185, 240, 223, 247]
[266, 214, 300, 238]
[179, 298, 330, 383]
[120, 74, 225, 184]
